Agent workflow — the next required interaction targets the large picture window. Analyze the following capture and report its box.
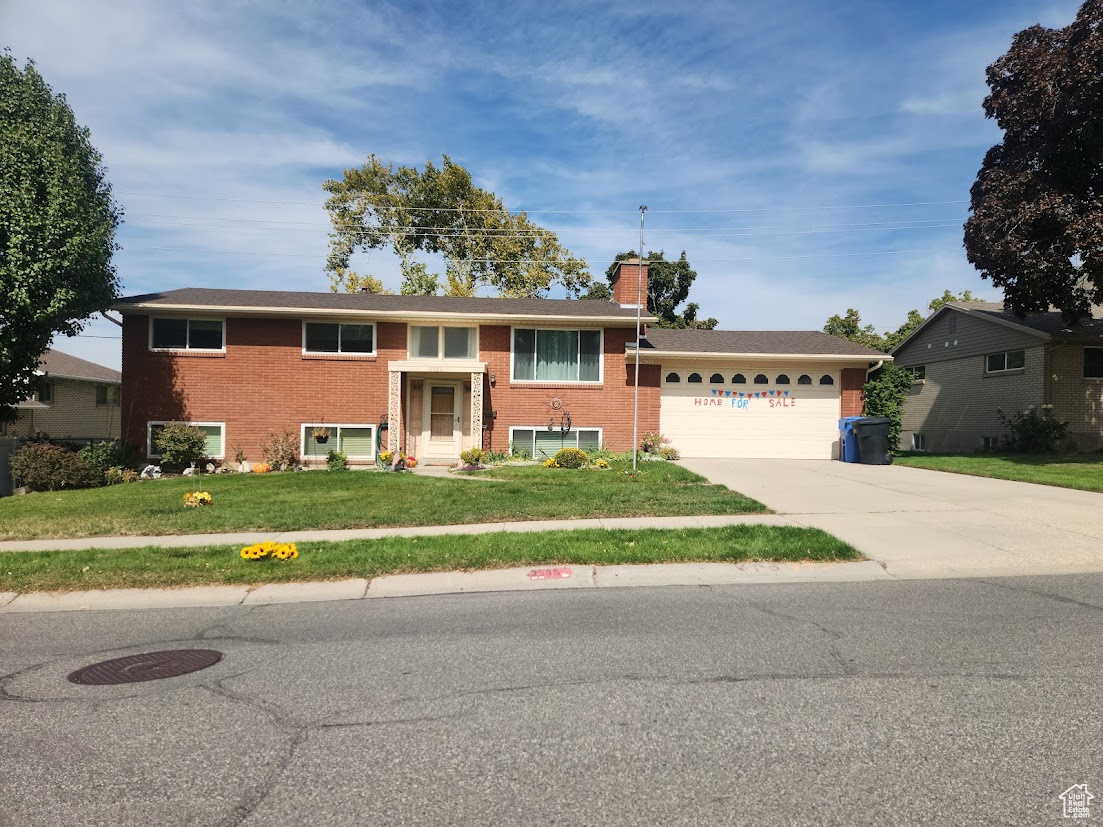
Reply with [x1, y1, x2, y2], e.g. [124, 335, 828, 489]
[301, 424, 376, 461]
[409, 326, 476, 360]
[986, 350, 1025, 373]
[509, 427, 602, 458]
[512, 329, 601, 382]
[147, 422, 224, 459]
[303, 322, 375, 355]
[151, 318, 224, 351]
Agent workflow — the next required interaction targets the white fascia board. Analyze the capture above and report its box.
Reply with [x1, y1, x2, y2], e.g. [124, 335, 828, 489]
[113, 302, 656, 326]
[389, 359, 487, 373]
[635, 350, 890, 364]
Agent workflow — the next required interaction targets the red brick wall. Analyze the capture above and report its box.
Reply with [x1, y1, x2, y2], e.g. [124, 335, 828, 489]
[610, 260, 648, 307]
[841, 367, 866, 417]
[121, 316, 659, 459]
[479, 325, 659, 453]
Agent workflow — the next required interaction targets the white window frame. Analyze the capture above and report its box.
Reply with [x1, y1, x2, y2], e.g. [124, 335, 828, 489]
[406, 325, 479, 361]
[985, 350, 1025, 373]
[149, 317, 227, 353]
[300, 423, 377, 461]
[911, 433, 927, 451]
[508, 426, 603, 457]
[147, 421, 226, 459]
[510, 326, 604, 384]
[906, 365, 926, 382]
[301, 320, 377, 356]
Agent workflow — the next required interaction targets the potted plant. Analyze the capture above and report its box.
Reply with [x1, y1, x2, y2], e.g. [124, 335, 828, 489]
[311, 426, 331, 445]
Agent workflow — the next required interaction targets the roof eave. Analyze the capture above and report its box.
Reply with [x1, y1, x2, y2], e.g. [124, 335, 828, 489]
[112, 301, 655, 326]
[891, 305, 1051, 355]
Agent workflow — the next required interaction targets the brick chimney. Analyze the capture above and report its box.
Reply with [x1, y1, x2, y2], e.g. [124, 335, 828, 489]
[610, 258, 649, 309]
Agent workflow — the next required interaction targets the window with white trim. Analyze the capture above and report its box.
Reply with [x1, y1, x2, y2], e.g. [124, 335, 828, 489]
[151, 318, 224, 351]
[409, 325, 476, 360]
[96, 385, 120, 405]
[301, 424, 376, 461]
[912, 433, 926, 451]
[147, 422, 224, 459]
[509, 427, 602, 459]
[986, 350, 1025, 373]
[905, 365, 926, 381]
[512, 328, 601, 382]
[303, 322, 375, 355]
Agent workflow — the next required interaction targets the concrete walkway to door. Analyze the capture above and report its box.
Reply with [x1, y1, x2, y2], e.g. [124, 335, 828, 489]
[680, 458, 1103, 579]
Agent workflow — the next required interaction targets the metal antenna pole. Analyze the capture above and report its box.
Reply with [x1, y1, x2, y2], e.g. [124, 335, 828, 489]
[631, 205, 647, 473]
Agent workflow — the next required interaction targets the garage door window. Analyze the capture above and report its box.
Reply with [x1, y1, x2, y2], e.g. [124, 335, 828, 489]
[665, 372, 680, 383]
[732, 374, 746, 384]
[709, 373, 724, 384]
[819, 375, 834, 385]
[798, 375, 811, 385]
[754, 374, 768, 384]
[776, 374, 790, 384]
[688, 373, 702, 383]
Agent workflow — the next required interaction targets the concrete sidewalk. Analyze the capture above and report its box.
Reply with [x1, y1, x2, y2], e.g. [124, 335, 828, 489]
[681, 458, 1103, 579]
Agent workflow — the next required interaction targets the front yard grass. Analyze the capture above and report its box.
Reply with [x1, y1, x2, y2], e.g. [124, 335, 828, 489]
[0, 459, 767, 541]
[894, 452, 1103, 493]
[0, 525, 858, 593]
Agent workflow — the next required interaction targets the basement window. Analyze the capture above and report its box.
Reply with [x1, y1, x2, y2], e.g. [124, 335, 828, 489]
[911, 433, 926, 451]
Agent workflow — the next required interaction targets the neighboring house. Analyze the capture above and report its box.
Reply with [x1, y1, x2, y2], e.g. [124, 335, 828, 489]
[113, 261, 884, 465]
[891, 301, 1103, 452]
[3, 349, 122, 442]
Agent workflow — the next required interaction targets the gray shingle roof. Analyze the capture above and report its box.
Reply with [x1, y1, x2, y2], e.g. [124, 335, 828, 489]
[39, 350, 121, 383]
[114, 288, 649, 320]
[640, 328, 885, 358]
[949, 301, 1103, 340]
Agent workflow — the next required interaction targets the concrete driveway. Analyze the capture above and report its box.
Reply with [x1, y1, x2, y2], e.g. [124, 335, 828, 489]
[681, 458, 1103, 579]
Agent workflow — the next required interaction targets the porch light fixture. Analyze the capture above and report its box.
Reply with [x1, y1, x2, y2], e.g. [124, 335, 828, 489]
[490, 373, 496, 386]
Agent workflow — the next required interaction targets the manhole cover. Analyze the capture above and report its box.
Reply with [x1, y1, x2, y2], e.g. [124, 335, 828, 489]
[67, 649, 222, 685]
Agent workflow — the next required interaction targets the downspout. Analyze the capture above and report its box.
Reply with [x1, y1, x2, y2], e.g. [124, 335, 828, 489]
[866, 359, 884, 378]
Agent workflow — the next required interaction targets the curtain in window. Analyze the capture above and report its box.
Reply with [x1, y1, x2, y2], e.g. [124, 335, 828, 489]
[513, 329, 536, 380]
[536, 330, 579, 381]
[579, 331, 600, 381]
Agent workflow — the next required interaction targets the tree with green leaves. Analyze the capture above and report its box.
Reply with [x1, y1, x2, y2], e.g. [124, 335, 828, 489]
[825, 291, 988, 353]
[595, 250, 717, 329]
[1, 53, 121, 421]
[323, 155, 590, 298]
[964, 0, 1103, 321]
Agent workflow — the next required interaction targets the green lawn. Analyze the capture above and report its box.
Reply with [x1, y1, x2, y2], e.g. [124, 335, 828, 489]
[0, 525, 858, 593]
[894, 453, 1103, 493]
[0, 460, 766, 541]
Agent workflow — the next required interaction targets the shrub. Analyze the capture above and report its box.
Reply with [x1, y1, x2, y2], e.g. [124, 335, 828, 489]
[104, 466, 140, 485]
[593, 459, 610, 469]
[999, 405, 1070, 453]
[862, 363, 914, 453]
[79, 440, 141, 472]
[155, 423, 208, 469]
[326, 449, 349, 471]
[11, 443, 104, 491]
[543, 457, 558, 468]
[640, 432, 671, 454]
[260, 430, 299, 471]
[552, 447, 589, 468]
[657, 446, 681, 460]
[460, 447, 486, 466]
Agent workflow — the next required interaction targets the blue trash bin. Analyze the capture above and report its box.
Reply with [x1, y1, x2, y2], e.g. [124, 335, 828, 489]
[839, 416, 863, 463]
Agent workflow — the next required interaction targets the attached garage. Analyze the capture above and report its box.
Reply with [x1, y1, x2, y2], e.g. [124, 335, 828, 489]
[638, 330, 885, 460]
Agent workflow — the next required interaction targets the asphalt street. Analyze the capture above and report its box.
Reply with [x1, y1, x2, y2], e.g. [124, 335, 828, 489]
[3, 575, 1102, 826]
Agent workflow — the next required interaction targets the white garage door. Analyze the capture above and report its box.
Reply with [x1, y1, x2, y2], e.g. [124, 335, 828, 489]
[659, 367, 841, 459]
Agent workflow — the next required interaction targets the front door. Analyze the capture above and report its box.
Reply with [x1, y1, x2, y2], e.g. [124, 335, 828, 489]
[423, 381, 461, 459]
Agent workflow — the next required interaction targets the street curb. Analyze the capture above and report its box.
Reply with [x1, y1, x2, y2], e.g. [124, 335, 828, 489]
[0, 561, 890, 614]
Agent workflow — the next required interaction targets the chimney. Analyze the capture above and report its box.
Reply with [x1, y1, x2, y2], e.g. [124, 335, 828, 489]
[610, 258, 649, 309]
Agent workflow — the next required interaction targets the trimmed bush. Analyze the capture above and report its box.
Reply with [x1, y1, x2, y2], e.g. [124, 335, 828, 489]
[155, 423, 208, 469]
[261, 430, 299, 471]
[999, 405, 1070, 453]
[326, 449, 349, 471]
[104, 466, 140, 485]
[11, 443, 104, 491]
[657, 446, 681, 460]
[553, 447, 589, 469]
[459, 447, 486, 466]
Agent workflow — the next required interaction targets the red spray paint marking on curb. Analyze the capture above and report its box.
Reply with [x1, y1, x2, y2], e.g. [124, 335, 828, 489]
[527, 567, 573, 580]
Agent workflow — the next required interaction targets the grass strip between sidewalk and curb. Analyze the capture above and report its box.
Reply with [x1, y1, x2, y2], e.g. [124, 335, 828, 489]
[0, 525, 859, 593]
[893, 453, 1103, 493]
[0, 460, 767, 541]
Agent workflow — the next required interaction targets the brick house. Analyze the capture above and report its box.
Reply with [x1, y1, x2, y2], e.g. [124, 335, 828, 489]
[114, 261, 880, 465]
[3, 349, 121, 442]
[891, 301, 1103, 452]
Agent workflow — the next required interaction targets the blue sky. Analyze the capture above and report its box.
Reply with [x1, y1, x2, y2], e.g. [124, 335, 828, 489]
[4, 0, 1083, 370]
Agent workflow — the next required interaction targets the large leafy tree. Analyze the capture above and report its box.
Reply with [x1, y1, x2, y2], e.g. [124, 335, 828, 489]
[323, 155, 590, 298]
[964, 0, 1103, 321]
[596, 250, 718, 329]
[825, 291, 988, 353]
[1, 54, 121, 420]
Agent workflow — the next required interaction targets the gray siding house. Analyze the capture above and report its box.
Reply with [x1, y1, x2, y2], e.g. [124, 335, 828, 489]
[891, 302, 1103, 452]
[3, 350, 122, 443]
